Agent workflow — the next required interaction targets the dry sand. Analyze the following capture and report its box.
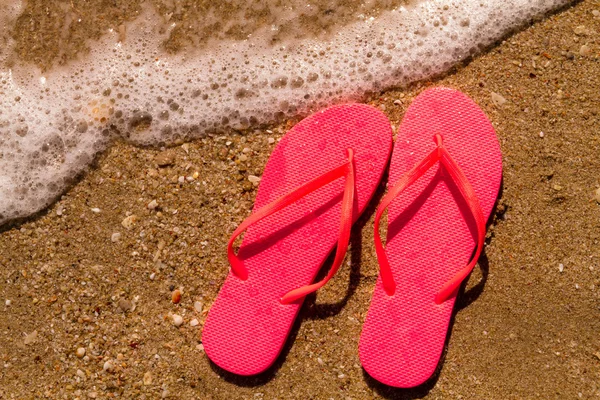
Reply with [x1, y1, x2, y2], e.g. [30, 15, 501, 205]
[1, 1, 599, 399]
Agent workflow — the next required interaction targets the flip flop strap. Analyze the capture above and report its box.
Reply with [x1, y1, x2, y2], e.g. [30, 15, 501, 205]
[373, 134, 486, 304]
[227, 149, 356, 305]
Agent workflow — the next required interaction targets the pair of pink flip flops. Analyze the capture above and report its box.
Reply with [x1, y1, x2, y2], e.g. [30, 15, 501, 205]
[202, 87, 503, 387]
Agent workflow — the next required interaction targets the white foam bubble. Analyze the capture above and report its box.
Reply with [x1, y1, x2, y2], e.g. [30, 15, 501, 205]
[0, 0, 573, 225]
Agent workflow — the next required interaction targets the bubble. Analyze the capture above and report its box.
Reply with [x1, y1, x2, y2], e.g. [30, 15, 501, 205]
[76, 121, 88, 133]
[270, 76, 288, 89]
[129, 111, 153, 129]
[15, 124, 28, 137]
[290, 77, 304, 88]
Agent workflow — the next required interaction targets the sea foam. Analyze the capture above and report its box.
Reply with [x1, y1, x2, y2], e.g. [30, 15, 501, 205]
[0, 0, 572, 225]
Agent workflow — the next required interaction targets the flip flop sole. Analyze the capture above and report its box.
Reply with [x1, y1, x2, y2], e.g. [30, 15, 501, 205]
[203, 104, 392, 375]
[359, 88, 502, 387]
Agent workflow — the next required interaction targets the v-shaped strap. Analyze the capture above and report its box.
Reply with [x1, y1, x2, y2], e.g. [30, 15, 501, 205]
[227, 149, 356, 304]
[374, 134, 486, 304]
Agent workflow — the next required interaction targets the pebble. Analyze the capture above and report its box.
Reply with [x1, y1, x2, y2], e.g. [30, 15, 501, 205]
[121, 215, 138, 229]
[178, 176, 185, 184]
[559, 263, 564, 273]
[267, 137, 275, 144]
[76, 347, 86, 358]
[24, 330, 37, 345]
[338, 373, 346, 379]
[194, 301, 203, 313]
[539, 131, 544, 138]
[242, 147, 251, 153]
[248, 175, 261, 185]
[593, 10, 600, 17]
[239, 154, 248, 162]
[171, 289, 182, 304]
[196, 344, 204, 351]
[317, 357, 324, 365]
[149, 273, 156, 280]
[111, 232, 121, 243]
[118, 298, 133, 312]
[76, 369, 86, 379]
[579, 45, 591, 56]
[5, 299, 10, 306]
[491, 92, 507, 107]
[574, 25, 586, 35]
[147, 200, 159, 210]
[143, 371, 153, 385]
[181, 143, 190, 154]
[90, 208, 101, 213]
[190, 319, 199, 327]
[103, 361, 114, 372]
[594, 188, 600, 203]
[172, 314, 184, 327]
[155, 151, 175, 167]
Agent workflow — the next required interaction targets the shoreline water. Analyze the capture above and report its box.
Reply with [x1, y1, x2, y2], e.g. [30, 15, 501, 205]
[0, 0, 599, 398]
[0, 0, 574, 226]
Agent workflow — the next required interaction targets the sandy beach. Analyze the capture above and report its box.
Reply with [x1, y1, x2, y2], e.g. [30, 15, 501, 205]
[0, 1, 599, 399]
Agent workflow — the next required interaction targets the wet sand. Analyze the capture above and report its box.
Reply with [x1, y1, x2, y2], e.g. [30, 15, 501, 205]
[1, 1, 599, 399]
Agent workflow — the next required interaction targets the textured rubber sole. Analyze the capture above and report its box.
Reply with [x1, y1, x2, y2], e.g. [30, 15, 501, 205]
[203, 104, 392, 376]
[359, 88, 503, 388]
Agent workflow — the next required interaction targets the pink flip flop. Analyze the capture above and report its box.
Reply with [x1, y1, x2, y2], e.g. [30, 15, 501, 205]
[359, 87, 502, 387]
[202, 104, 392, 376]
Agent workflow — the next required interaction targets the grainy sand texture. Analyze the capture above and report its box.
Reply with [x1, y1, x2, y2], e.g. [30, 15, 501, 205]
[1, 1, 599, 399]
